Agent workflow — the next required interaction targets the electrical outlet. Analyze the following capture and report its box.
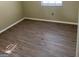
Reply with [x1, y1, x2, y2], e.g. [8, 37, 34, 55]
[51, 12, 54, 16]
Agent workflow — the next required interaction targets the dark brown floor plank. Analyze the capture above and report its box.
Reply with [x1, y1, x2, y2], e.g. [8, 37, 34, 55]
[0, 19, 77, 57]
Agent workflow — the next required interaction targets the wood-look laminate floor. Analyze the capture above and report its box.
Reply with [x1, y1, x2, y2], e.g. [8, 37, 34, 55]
[0, 19, 77, 57]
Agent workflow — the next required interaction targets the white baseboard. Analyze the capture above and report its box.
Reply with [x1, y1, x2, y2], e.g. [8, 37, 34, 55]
[24, 17, 78, 25]
[0, 17, 25, 34]
[0, 17, 77, 34]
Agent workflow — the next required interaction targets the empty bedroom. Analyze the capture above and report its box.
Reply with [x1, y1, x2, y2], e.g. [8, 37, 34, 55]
[0, 0, 78, 57]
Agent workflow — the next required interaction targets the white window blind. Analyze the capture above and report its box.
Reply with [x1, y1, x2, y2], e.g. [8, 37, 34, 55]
[41, 0, 63, 6]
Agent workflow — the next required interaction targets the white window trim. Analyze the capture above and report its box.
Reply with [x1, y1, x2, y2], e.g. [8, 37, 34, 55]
[41, 0, 63, 6]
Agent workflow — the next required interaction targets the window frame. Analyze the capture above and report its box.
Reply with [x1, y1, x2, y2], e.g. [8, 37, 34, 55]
[41, 0, 63, 6]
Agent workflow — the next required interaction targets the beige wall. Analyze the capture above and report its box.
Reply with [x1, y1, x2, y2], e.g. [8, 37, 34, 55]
[23, 1, 78, 23]
[0, 1, 23, 31]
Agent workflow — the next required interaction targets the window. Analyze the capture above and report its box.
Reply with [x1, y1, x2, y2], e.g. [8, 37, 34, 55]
[41, 0, 63, 6]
